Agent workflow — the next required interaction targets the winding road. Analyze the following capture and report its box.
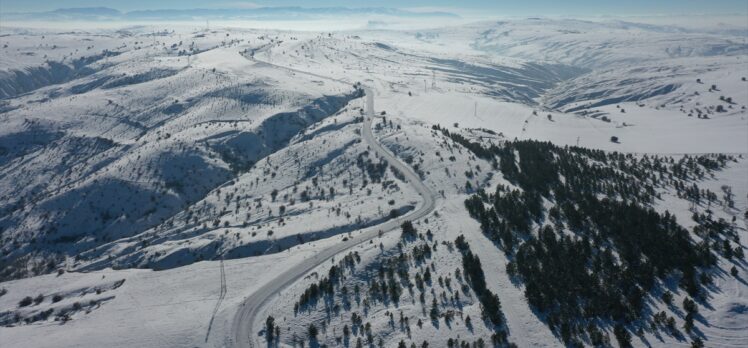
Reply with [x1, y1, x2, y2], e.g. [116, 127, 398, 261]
[229, 86, 437, 347]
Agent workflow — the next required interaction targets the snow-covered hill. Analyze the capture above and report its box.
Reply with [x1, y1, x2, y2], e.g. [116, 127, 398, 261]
[0, 18, 746, 348]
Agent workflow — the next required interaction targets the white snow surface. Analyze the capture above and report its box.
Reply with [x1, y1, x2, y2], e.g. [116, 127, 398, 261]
[0, 17, 747, 348]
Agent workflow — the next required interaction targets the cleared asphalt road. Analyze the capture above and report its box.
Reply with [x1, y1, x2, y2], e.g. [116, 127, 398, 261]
[229, 87, 437, 348]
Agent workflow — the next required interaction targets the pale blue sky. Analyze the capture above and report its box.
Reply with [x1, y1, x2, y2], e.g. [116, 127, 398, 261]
[2, 0, 747, 16]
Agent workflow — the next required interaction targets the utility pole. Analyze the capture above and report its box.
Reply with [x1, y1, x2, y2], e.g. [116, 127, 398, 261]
[474, 101, 477, 117]
[576, 136, 580, 146]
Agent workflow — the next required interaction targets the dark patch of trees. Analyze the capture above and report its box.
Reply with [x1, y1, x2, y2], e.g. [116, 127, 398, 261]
[357, 151, 388, 183]
[454, 235, 509, 343]
[401, 220, 417, 240]
[460, 139, 737, 345]
[296, 251, 361, 310]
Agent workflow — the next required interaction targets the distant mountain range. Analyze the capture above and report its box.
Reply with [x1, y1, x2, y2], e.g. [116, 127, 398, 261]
[4, 6, 459, 21]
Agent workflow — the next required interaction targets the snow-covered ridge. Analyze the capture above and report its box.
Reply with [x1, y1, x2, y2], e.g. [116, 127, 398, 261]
[0, 18, 745, 348]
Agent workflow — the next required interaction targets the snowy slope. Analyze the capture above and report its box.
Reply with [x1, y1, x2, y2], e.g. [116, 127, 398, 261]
[0, 17, 746, 348]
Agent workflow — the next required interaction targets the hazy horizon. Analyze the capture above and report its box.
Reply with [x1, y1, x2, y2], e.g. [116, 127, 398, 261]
[2, 0, 747, 17]
[1, 2, 747, 32]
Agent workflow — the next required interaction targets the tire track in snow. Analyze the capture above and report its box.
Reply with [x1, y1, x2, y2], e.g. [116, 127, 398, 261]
[205, 258, 227, 342]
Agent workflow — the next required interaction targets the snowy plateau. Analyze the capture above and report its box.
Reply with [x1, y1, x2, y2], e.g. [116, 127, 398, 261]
[0, 17, 747, 348]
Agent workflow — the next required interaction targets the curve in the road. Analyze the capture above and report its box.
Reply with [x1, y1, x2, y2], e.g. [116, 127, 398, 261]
[229, 86, 436, 348]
